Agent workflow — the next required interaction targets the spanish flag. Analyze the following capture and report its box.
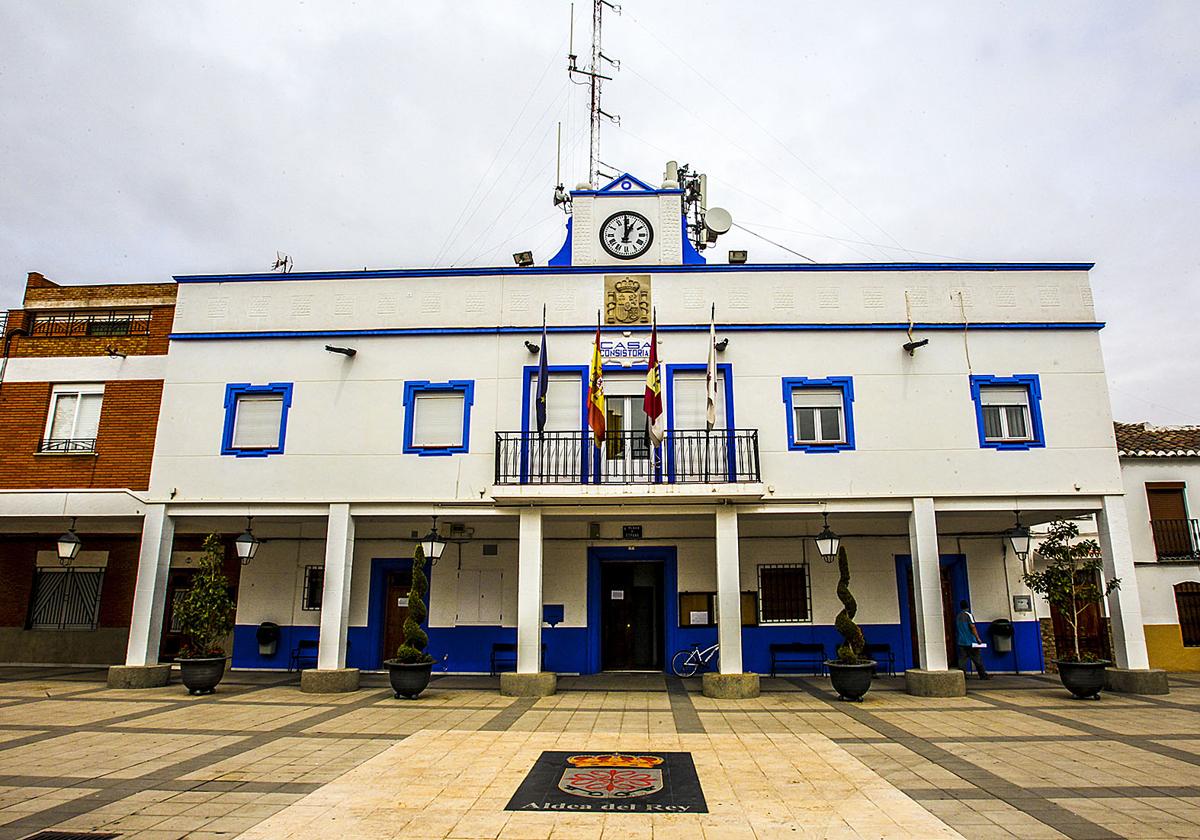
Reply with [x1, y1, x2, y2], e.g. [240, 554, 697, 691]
[587, 316, 606, 448]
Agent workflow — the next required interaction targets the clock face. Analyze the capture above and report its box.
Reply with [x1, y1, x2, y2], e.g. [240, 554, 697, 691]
[600, 211, 654, 260]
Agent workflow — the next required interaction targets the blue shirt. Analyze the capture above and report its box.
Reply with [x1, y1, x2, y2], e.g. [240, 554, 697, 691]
[956, 610, 977, 646]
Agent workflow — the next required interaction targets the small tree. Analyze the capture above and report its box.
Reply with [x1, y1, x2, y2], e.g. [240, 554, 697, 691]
[175, 534, 236, 658]
[1021, 518, 1120, 662]
[833, 546, 866, 663]
[393, 545, 433, 664]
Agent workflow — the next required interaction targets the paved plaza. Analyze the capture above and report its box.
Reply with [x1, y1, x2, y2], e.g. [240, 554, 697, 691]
[0, 668, 1199, 839]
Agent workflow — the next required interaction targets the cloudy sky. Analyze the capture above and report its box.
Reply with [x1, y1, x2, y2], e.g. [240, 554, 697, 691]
[1, 1, 1197, 423]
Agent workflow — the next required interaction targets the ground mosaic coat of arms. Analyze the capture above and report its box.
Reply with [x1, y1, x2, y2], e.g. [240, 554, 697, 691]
[506, 751, 708, 813]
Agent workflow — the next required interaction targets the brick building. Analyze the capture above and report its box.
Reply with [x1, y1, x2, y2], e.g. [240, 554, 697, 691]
[0, 272, 175, 663]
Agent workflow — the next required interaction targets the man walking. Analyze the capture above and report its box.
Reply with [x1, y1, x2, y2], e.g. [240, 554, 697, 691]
[956, 600, 991, 680]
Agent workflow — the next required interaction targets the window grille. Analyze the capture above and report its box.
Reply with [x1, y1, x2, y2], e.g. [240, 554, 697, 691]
[1176, 582, 1200, 647]
[757, 564, 811, 623]
[302, 565, 324, 611]
[28, 568, 104, 630]
[29, 310, 152, 338]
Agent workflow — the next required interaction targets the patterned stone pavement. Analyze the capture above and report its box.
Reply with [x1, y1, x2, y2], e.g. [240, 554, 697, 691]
[0, 666, 1196, 839]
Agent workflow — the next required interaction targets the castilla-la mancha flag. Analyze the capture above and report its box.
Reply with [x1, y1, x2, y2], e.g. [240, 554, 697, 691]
[587, 318, 606, 448]
[643, 315, 664, 446]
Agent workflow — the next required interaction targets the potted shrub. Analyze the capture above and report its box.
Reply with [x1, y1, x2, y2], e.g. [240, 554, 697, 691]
[1022, 518, 1120, 700]
[384, 545, 434, 699]
[825, 546, 875, 701]
[174, 534, 236, 695]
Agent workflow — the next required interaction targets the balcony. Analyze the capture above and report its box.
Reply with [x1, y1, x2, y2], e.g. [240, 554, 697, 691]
[495, 429, 761, 485]
[38, 438, 97, 454]
[30, 311, 152, 338]
[1150, 518, 1200, 560]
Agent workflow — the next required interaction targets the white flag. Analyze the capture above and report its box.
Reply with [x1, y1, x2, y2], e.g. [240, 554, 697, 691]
[705, 304, 717, 432]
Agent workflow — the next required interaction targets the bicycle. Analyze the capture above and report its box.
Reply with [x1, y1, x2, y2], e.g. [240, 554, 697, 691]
[671, 641, 719, 677]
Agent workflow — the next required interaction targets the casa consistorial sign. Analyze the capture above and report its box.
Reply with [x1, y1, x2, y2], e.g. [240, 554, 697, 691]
[604, 274, 651, 325]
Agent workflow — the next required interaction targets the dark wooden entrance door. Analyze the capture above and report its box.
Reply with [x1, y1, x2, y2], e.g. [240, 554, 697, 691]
[600, 561, 664, 670]
[159, 569, 196, 661]
[1050, 572, 1112, 661]
[381, 569, 413, 664]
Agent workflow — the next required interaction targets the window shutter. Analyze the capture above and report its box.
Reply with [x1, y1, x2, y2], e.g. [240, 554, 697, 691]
[979, 387, 1028, 407]
[411, 392, 465, 447]
[791, 388, 841, 409]
[672, 372, 725, 430]
[530, 373, 582, 431]
[233, 394, 284, 448]
[75, 393, 103, 439]
[456, 570, 481, 622]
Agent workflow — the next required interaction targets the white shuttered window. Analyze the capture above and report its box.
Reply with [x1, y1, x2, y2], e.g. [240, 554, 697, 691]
[979, 387, 1032, 442]
[411, 392, 466, 448]
[232, 394, 285, 449]
[45, 385, 104, 444]
[671, 372, 726, 430]
[791, 388, 844, 444]
[529, 373, 581, 431]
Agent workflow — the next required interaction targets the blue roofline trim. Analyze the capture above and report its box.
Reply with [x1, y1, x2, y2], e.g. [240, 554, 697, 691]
[170, 321, 1105, 342]
[172, 261, 1096, 284]
[568, 172, 682, 196]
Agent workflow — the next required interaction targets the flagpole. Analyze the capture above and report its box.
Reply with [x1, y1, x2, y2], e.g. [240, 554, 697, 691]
[649, 308, 656, 481]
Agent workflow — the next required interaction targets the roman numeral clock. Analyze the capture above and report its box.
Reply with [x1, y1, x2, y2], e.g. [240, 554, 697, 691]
[600, 210, 654, 259]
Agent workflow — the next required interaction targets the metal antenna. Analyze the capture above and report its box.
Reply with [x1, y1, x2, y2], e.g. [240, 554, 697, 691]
[568, 0, 620, 188]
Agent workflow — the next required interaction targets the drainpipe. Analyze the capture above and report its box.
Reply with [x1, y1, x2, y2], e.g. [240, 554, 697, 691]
[0, 327, 30, 398]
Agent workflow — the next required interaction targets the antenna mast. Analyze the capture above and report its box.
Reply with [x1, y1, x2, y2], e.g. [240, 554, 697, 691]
[568, 0, 620, 188]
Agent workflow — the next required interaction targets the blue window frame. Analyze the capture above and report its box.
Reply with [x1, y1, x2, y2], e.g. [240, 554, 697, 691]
[402, 380, 475, 456]
[782, 376, 855, 452]
[969, 374, 1044, 450]
[221, 382, 293, 457]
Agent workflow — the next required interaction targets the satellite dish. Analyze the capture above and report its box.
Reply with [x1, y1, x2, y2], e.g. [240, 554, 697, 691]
[704, 207, 732, 236]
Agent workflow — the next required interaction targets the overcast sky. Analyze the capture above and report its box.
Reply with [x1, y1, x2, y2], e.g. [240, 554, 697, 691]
[1, 1, 1197, 424]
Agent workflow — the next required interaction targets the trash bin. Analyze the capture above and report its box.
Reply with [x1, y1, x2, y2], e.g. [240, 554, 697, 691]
[989, 618, 1014, 655]
[256, 621, 281, 657]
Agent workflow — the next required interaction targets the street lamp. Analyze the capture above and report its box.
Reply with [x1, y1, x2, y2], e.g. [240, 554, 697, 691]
[56, 518, 82, 567]
[420, 517, 447, 565]
[235, 517, 261, 566]
[814, 513, 841, 563]
[1006, 511, 1032, 564]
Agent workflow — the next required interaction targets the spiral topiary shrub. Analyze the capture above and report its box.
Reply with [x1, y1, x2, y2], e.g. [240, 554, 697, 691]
[833, 546, 867, 664]
[394, 545, 433, 664]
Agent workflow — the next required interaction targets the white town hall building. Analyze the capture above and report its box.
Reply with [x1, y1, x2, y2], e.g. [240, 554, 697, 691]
[110, 168, 1153, 697]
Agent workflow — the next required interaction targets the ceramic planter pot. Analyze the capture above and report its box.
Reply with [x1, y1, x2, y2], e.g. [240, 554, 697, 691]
[1054, 659, 1110, 700]
[385, 660, 434, 699]
[178, 656, 227, 696]
[826, 660, 876, 702]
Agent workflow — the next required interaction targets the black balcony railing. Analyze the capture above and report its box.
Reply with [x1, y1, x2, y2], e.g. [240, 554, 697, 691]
[1150, 518, 1200, 560]
[30, 311, 152, 338]
[38, 438, 97, 454]
[495, 429, 760, 485]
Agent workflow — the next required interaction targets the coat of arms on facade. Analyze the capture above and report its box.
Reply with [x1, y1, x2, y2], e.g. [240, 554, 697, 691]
[558, 753, 664, 799]
[605, 275, 652, 325]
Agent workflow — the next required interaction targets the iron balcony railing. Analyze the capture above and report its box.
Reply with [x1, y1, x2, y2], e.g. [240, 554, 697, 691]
[1150, 518, 1200, 560]
[495, 429, 761, 485]
[38, 438, 97, 454]
[30, 311, 152, 338]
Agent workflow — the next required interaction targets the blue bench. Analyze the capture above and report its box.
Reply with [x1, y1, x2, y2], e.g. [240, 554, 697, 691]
[769, 642, 827, 677]
[490, 642, 546, 675]
[863, 642, 895, 676]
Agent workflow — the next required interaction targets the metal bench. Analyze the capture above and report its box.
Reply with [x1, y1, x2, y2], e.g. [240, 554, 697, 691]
[863, 642, 896, 676]
[289, 639, 318, 672]
[769, 642, 827, 677]
[490, 642, 546, 675]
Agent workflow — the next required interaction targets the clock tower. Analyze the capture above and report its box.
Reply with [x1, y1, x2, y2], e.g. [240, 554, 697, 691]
[548, 172, 706, 267]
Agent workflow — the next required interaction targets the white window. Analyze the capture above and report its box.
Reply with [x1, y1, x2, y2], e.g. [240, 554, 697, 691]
[671, 371, 726, 430]
[455, 569, 503, 624]
[791, 389, 844, 444]
[529, 373, 582, 431]
[979, 387, 1032, 442]
[232, 393, 285, 449]
[411, 391, 467, 448]
[43, 384, 104, 451]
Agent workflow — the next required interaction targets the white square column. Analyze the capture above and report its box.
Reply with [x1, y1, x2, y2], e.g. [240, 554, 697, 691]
[124, 504, 175, 667]
[908, 497, 948, 671]
[715, 507, 744, 674]
[317, 503, 355, 671]
[516, 508, 544, 674]
[1098, 495, 1150, 670]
